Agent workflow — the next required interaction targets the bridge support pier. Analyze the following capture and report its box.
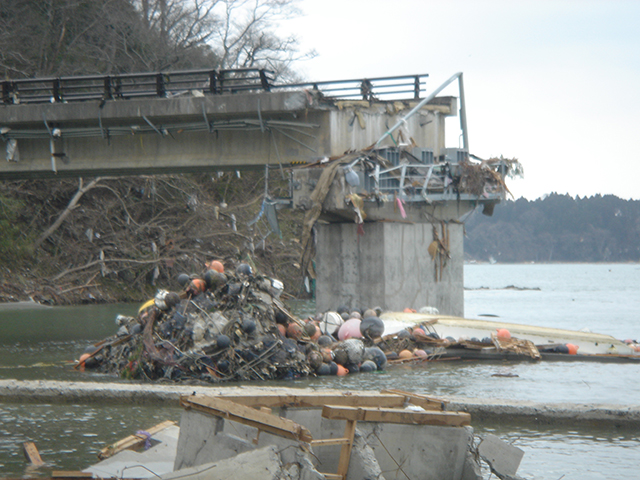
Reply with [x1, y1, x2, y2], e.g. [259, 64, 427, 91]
[315, 222, 464, 316]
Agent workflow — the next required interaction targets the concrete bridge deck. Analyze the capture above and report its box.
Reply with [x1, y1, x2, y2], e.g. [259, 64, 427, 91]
[0, 71, 439, 179]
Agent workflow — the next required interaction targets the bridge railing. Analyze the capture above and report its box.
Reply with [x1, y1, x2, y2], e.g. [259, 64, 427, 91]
[272, 74, 428, 100]
[1, 68, 275, 104]
[1, 69, 428, 105]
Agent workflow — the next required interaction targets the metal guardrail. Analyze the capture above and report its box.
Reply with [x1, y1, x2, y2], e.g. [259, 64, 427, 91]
[1, 69, 428, 105]
[278, 74, 428, 101]
[1, 68, 274, 105]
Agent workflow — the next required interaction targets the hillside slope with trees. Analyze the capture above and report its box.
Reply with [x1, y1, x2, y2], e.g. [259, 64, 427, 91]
[0, 0, 312, 304]
[464, 193, 640, 263]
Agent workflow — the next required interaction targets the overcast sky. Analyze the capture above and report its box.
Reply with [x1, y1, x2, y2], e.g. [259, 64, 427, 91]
[283, 0, 639, 200]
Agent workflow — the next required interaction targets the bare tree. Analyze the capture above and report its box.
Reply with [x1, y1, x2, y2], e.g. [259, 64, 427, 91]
[211, 0, 314, 81]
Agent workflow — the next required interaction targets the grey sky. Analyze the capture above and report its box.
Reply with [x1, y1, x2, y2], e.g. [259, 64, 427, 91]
[284, 0, 640, 200]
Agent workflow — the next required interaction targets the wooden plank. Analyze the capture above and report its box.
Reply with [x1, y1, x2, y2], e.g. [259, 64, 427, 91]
[22, 441, 44, 466]
[217, 392, 408, 409]
[380, 388, 449, 410]
[51, 472, 93, 479]
[98, 420, 177, 460]
[321, 405, 471, 427]
[180, 394, 313, 443]
[337, 420, 356, 478]
[320, 474, 343, 480]
[310, 437, 351, 447]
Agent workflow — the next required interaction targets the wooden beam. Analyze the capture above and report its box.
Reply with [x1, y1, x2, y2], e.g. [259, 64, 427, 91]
[51, 472, 93, 479]
[215, 392, 409, 409]
[380, 389, 449, 410]
[98, 420, 177, 460]
[337, 420, 357, 478]
[310, 437, 351, 447]
[321, 405, 471, 427]
[22, 442, 44, 466]
[320, 474, 344, 480]
[180, 394, 313, 443]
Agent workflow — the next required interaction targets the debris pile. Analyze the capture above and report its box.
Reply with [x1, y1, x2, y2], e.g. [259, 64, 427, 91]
[77, 262, 388, 383]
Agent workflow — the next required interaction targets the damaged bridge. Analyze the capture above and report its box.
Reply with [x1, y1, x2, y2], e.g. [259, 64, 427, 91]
[0, 69, 516, 315]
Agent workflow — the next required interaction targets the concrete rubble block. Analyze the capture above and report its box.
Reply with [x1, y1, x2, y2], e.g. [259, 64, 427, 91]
[356, 423, 477, 480]
[160, 445, 283, 480]
[84, 425, 180, 479]
[477, 434, 524, 480]
[346, 430, 386, 480]
[173, 411, 256, 471]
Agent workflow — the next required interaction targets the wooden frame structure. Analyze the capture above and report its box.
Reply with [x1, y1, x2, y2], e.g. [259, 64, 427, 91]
[178, 390, 469, 480]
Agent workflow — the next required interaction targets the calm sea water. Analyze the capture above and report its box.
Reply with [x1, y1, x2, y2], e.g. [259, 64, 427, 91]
[1, 263, 639, 479]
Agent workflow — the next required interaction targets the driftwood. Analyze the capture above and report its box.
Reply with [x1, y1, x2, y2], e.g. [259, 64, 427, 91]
[34, 177, 103, 249]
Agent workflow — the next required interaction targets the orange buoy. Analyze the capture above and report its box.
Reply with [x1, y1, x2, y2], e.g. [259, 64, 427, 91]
[496, 328, 511, 340]
[211, 260, 224, 273]
[276, 324, 286, 337]
[78, 353, 91, 372]
[566, 343, 579, 355]
[336, 364, 348, 376]
[286, 322, 303, 340]
[398, 349, 413, 359]
[403, 308, 417, 313]
[320, 348, 333, 363]
[311, 325, 322, 341]
[187, 278, 206, 295]
[412, 328, 428, 339]
[414, 349, 427, 357]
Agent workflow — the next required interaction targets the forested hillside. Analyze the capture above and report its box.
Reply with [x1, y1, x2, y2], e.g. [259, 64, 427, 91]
[464, 193, 640, 263]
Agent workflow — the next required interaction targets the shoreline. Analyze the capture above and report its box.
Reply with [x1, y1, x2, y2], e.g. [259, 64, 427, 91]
[2, 379, 638, 429]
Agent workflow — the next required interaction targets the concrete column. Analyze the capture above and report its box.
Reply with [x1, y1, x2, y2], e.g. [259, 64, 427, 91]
[315, 222, 464, 316]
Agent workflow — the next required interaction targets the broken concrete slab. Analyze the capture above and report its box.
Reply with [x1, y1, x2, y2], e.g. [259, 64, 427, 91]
[478, 433, 524, 480]
[160, 445, 283, 480]
[84, 425, 179, 479]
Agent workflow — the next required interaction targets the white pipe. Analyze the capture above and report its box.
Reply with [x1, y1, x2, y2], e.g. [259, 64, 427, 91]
[374, 72, 463, 148]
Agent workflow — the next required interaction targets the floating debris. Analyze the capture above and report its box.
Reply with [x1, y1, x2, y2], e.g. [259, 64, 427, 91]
[77, 262, 391, 383]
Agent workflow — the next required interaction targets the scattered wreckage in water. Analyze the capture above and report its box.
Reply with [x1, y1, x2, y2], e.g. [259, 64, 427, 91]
[75, 260, 640, 386]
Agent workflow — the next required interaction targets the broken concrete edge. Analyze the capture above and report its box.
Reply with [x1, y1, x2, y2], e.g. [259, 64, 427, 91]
[1, 379, 639, 428]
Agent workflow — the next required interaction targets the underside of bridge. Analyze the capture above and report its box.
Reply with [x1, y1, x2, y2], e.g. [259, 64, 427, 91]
[0, 71, 515, 315]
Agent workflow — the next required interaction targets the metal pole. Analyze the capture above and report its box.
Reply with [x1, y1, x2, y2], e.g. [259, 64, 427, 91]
[374, 72, 463, 148]
[458, 73, 469, 152]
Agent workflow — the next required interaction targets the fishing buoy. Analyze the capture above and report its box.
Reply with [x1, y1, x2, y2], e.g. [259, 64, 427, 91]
[338, 318, 362, 340]
[286, 322, 303, 340]
[310, 325, 322, 341]
[208, 260, 224, 273]
[78, 353, 91, 371]
[317, 363, 331, 375]
[318, 335, 334, 346]
[360, 360, 377, 372]
[320, 312, 343, 335]
[187, 278, 206, 296]
[360, 316, 384, 339]
[403, 308, 417, 313]
[566, 343, 579, 355]
[414, 349, 428, 357]
[276, 324, 286, 337]
[336, 364, 349, 376]
[496, 328, 511, 340]
[398, 349, 413, 359]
